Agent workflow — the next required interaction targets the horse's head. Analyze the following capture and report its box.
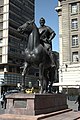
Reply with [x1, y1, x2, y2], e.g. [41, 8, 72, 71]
[17, 20, 35, 34]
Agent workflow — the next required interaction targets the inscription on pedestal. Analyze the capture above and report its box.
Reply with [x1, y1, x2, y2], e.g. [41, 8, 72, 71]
[14, 99, 27, 108]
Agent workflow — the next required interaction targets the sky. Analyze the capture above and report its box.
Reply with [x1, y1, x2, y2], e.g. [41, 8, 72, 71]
[35, 0, 59, 52]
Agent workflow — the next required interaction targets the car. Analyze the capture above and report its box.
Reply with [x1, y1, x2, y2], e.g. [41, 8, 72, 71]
[33, 88, 39, 93]
[25, 88, 33, 94]
[25, 87, 39, 94]
[4, 89, 20, 95]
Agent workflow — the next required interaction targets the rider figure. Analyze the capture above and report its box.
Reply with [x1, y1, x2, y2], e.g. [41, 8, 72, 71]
[39, 17, 56, 67]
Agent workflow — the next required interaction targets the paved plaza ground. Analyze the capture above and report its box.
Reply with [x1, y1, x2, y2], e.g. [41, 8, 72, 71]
[67, 99, 78, 111]
[40, 111, 80, 120]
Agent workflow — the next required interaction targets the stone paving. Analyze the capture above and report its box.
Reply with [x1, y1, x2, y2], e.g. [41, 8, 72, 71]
[40, 111, 80, 120]
[0, 103, 4, 114]
[0, 109, 80, 120]
[67, 99, 78, 111]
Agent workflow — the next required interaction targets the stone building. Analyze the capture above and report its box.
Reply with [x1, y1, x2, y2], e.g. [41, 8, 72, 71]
[0, 0, 36, 92]
[55, 0, 80, 95]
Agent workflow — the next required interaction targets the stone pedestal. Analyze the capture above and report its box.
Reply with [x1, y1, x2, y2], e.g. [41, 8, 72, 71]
[5, 93, 68, 115]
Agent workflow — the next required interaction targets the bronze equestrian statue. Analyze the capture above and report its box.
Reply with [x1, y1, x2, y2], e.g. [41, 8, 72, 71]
[17, 19, 56, 93]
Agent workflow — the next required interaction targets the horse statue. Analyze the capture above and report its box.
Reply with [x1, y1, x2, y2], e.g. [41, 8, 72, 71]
[17, 20, 56, 93]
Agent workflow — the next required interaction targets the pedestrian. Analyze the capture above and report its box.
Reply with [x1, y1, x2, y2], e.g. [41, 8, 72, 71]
[1, 94, 4, 108]
[75, 94, 80, 111]
[0, 91, 6, 109]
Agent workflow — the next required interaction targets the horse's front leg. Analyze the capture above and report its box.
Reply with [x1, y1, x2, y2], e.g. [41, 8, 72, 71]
[48, 67, 55, 93]
[39, 63, 44, 93]
[21, 62, 30, 91]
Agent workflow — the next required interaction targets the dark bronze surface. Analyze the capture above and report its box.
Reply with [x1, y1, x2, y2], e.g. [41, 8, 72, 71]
[17, 19, 56, 93]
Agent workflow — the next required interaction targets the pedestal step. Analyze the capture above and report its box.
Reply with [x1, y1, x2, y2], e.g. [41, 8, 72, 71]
[0, 109, 72, 120]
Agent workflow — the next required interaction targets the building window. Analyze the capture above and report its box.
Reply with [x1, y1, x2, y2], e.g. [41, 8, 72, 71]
[0, 31, 3, 39]
[71, 18, 78, 29]
[0, 66, 4, 72]
[72, 52, 79, 62]
[35, 72, 39, 77]
[0, 0, 4, 5]
[71, 3, 78, 14]
[0, 56, 2, 63]
[0, 15, 3, 22]
[71, 3, 78, 13]
[0, 47, 2, 54]
[0, 6, 3, 14]
[72, 35, 78, 46]
[0, 22, 3, 30]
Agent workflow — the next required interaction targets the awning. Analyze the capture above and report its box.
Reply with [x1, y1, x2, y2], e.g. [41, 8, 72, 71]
[53, 82, 80, 86]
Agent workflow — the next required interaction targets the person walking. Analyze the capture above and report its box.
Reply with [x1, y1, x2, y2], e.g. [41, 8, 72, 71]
[75, 94, 80, 111]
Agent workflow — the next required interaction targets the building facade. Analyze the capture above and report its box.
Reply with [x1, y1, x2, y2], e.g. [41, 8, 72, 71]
[0, 0, 36, 91]
[55, 0, 80, 94]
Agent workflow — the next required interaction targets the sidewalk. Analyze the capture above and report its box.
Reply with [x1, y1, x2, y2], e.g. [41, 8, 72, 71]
[67, 99, 78, 111]
[39, 111, 80, 120]
[0, 109, 80, 120]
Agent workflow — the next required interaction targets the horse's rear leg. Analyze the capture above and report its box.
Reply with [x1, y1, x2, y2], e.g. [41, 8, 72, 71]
[48, 67, 55, 93]
[39, 63, 44, 93]
[42, 69, 49, 93]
